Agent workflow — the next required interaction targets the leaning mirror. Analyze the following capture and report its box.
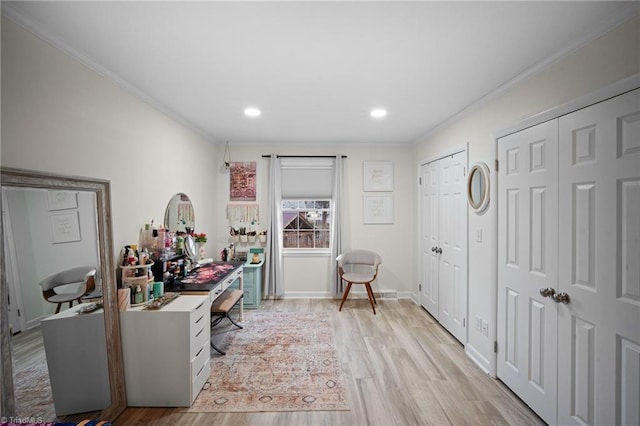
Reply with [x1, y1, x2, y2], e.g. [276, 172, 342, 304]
[164, 193, 195, 233]
[467, 161, 490, 213]
[0, 167, 126, 422]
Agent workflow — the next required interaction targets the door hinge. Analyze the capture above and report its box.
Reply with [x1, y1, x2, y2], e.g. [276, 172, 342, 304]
[463, 167, 466, 176]
[463, 318, 466, 327]
[419, 283, 422, 291]
[419, 177, 422, 185]
[17, 309, 21, 317]
[494, 341, 498, 353]
[494, 159, 499, 172]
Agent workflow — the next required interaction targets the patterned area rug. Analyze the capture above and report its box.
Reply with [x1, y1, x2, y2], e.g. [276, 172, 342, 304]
[181, 311, 349, 413]
[13, 358, 57, 421]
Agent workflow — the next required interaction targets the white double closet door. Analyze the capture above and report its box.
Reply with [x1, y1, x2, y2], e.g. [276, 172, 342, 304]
[420, 150, 467, 344]
[497, 88, 639, 425]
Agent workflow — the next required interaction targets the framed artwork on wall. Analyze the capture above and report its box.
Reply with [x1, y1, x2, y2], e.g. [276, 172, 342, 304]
[47, 190, 78, 211]
[363, 161, 393, 192]
[230, 161, 257, 201]
[363, 194, 393, 224]
[50, 211, 81, 243]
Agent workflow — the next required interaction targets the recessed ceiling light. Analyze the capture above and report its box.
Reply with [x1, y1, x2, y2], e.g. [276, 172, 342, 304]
[370, 108, 387, 119]
[244, 107, 261, 117]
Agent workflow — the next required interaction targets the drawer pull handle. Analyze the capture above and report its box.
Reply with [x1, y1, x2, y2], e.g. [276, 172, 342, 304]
[195, 346, 203, 358]
[196, 364, 205, 378]
[195, 314, 205, 324]
[195, 327, 204, 338]
[196, 301, 205, 310]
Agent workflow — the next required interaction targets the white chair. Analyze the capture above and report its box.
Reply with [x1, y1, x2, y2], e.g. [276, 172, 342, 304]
[39, 267, 97, 313]
[337, 250, 382, 314]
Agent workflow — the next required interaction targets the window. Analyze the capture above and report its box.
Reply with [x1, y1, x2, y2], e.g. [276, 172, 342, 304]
[282, 200, 331, 249]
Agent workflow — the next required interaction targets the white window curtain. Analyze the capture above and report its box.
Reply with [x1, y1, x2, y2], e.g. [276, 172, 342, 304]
[330, 154, 344, 296]
[265, 155, 345, 298]
[265, 155, 284, 298]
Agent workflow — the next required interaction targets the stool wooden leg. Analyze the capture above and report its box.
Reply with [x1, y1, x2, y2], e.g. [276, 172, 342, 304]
[339, 282, 353, 311]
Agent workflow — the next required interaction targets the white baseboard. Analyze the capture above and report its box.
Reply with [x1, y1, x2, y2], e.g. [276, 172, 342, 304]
[283, 290, 415, 300]
[465, 343, 495, 377]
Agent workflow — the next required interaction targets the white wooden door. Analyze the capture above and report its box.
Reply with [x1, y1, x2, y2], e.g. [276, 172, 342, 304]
[497, 120, 559, 424]
[557, 88, 640, 425]
[420, 151, 467, 343]
[438, 153, 468, 343]
[420, 161, 440, 316]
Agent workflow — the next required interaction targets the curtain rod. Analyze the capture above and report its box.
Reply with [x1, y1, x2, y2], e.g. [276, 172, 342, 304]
[261, 155, 347, 158]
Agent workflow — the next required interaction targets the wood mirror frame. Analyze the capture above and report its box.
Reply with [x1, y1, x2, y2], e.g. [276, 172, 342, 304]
[0, 167, 126, 421]
[467, 161, 490, 213]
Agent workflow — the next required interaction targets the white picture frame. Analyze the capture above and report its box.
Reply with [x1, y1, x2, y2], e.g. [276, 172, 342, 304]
[50, 211, 82, 243]
[363, 194, 393, 224]
[47, 190, 78, 211]
[363, 161, 393, 192]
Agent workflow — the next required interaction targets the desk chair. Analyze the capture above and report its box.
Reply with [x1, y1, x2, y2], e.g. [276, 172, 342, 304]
[39, 267, 97, 314]
[337, 250, 382, 314]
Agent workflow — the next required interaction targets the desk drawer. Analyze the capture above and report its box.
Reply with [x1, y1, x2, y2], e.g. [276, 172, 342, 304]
[190, 345, 210, 403]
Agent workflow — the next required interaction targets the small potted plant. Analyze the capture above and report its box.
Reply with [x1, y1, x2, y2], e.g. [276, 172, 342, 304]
[258, 230, 267, 243]
[247, 230, 257, 243]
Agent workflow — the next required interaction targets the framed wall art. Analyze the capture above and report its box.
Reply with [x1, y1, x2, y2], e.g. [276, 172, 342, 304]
[50, 211, 82, 243]
[230, 161, 257, 201]
[363, 194, 393, 224]
[363, 161, 393, 192]
[47, 190, 78, 211]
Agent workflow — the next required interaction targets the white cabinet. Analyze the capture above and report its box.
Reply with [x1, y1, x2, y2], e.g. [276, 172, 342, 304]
[40, 303, 111, 416]
[120, 295, 210, 407]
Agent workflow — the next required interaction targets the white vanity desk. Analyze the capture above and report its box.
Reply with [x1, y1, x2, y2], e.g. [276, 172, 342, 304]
[119, 263, 243, 407]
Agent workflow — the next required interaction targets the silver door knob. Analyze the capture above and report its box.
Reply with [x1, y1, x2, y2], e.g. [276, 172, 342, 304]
[539, 287, 556, 298]
[552, 292, 570, 304]
[431, 247, 437, 252]
[435, 247, 442, 254]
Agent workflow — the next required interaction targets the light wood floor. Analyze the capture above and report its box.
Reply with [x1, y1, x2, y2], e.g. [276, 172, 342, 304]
[115, 299, 544, 425]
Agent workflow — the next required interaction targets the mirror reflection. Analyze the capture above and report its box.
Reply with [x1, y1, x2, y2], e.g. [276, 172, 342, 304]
[2, 187, 107, 420]
[164, 193, 195, 233]
[0, 167, 126, 422]
[470, 168, 484, 205]
[467, 162, 490, 213]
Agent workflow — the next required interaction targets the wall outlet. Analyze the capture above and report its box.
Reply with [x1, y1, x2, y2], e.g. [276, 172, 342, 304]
[481, 320, 489, 336]
[476, 228, 483, 243]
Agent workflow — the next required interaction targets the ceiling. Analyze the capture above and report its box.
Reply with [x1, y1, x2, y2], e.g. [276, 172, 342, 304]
[3, 1, 638, 146]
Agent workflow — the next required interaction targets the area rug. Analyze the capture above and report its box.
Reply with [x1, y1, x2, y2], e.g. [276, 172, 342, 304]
[181, 311, 350, 413]
[13, 358, 57, 421]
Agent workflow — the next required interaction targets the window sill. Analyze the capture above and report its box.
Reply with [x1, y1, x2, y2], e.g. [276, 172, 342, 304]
[282, 249, 332, 258]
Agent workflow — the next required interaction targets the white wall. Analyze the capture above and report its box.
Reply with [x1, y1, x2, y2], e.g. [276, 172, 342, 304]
[413, 16, 639, 374]
[215, 144, 415, 297]
[1, 17, 220, 266]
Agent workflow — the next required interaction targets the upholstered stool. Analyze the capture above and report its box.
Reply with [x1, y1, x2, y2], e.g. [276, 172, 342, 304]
[210, 288, 244, 355]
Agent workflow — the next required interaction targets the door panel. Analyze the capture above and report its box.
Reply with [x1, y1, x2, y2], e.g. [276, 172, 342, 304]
[557, 88, 640, 426]
[420, 161, 439, 316]
[438, 152, 467, 343]
[498, 120, 559, 424]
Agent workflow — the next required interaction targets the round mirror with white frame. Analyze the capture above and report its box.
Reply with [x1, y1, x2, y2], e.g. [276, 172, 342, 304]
[467, 161, 490, 213]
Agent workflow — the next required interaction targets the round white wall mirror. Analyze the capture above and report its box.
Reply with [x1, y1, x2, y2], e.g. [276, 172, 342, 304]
[467, 162, 490, 213]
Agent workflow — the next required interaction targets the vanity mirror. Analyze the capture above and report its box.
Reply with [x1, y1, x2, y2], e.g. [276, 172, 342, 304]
[164, 193, 195, 233]
[0, 167, 126, 421]
[467, 161, 490, 213]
